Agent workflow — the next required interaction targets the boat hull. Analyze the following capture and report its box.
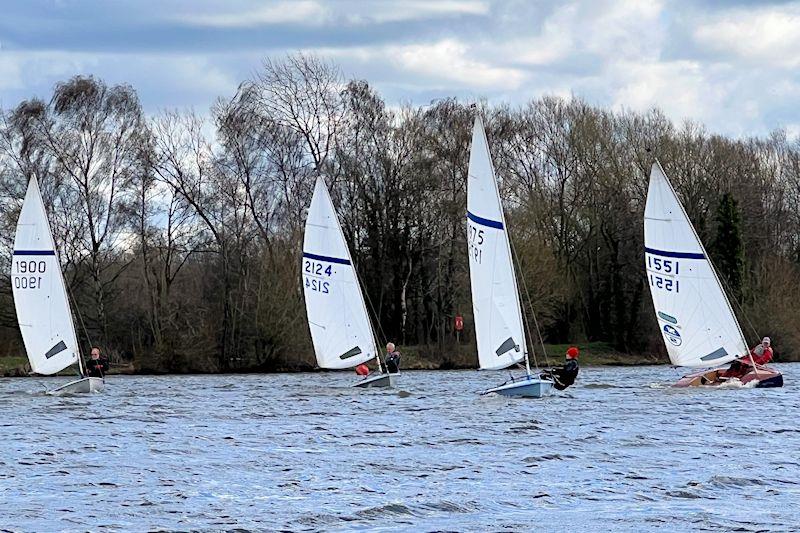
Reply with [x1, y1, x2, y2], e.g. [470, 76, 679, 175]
[46, 377, 105, 396]
[673, 365, 783, 388]
[353, 372, 396, 388]
[484, 376, 555, 398]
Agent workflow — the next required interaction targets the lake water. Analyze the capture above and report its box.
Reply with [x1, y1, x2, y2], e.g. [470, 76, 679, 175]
[1, 364, 798, 532]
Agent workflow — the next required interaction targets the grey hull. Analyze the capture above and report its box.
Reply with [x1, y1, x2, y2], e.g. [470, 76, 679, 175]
[47, 377, 105, 396]
[353, 372, 397, 388]
[484, 376, 554, 398]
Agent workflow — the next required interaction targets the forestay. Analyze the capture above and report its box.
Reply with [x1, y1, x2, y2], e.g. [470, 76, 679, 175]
[12, 176, 80, 375]
[644, 162, 747, 368]
[466, 116, 527, 371]
[302, 176, 378, 369]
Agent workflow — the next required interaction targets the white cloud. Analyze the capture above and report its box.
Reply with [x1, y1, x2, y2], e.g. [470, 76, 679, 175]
[178, 1, 327, 28]
[392, 39, 526, 89]
[345, 0, 489, 24]
[693, 5, 800, 68]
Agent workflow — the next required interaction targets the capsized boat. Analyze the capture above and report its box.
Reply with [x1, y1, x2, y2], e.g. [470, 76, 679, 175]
[644, 162, 782, 388]
[302, 176, 397, 388]
[11, 176, 103, 395]
[466, 116, 554, 398]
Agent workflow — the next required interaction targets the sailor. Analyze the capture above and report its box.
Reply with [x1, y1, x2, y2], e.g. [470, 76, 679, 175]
[384, 343, 401, 374]
[542, 346, 580, 390]
[749, 336, 774, 365]
[722, 337, 773, 379]
[85, 347, 109, 378]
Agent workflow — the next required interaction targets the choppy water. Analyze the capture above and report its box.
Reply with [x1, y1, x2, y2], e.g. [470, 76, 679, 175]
[1, 364, 798, 532]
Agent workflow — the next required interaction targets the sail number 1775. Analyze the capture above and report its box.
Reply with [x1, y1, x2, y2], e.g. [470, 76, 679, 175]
[467, 222, 484, 264]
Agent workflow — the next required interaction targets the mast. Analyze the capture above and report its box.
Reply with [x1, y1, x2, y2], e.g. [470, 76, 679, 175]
[652, 160, 754, 370]
[322, 176, 383, 373]
[476, 114, 533, 375]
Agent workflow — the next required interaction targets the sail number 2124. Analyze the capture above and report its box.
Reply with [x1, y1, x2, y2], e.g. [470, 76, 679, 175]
[303, 259, 332, 294]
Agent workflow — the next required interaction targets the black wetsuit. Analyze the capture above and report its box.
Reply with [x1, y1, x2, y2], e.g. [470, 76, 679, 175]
[545, 359, 579, 391]
[86, 356, 109, 378]
[385, 351, 401, 374]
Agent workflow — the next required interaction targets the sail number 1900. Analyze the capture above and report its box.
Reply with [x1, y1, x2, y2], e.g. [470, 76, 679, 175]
[12, 260, 47, 290]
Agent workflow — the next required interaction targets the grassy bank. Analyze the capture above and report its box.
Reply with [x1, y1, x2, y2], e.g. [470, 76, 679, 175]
[0, 342, 666, 377]
[399, 341, 667, 370]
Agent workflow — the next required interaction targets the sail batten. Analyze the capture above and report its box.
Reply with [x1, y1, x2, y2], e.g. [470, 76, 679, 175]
[466, 116, 528, 371]
[302, 177, 378, 370]
[12, 176, 80, 375]
[644, 162, 747, 368]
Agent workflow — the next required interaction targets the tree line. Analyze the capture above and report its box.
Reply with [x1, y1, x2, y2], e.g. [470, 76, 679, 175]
[1, 53, 799, 373]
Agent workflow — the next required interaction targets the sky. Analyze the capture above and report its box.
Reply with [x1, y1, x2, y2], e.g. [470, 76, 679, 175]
[1, 0, 800, 137]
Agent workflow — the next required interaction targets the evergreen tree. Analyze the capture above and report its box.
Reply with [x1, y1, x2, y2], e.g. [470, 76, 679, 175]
[710, 193, 745, 301]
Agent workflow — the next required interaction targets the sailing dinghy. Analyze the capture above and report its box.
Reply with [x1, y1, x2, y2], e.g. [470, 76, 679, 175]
[11, 176, 103, 395]
[644, 162, 782, 388]
[467, 116, 554, 398]
[302, 176, 396, 388]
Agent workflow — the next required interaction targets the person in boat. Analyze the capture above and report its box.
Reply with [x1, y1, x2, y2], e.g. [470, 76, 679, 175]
[86, 347, 109, 378]
[385, 343, 401, 374]
[541, 346, 580, 390]
[355, 363, 370, 376]
[721, 337, 773, 379]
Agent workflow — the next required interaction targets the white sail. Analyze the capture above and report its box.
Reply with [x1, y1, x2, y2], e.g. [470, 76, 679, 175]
[302, 176, 378, 369]
[466, 116, 527, 371]
[644, 162, 747, 368]
[12, 176, 81, 375]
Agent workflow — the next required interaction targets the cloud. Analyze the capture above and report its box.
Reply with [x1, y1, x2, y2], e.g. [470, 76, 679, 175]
[177, 1, 328, 28]
[344, 0, 489, 24]
[693, 4, 800, 67]
[391, 39, 526, 89]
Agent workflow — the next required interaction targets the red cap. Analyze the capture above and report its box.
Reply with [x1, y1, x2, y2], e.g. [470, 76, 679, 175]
[566, 346, 579, 359]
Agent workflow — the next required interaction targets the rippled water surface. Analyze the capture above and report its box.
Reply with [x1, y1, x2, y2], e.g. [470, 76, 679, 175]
[1, 364, 799, 531]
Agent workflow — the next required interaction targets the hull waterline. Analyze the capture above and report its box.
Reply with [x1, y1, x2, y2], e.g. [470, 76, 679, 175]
[46, 377, 105, 396]
[353, 372, 397, 388]
[673, 365, 783, 388]
[483, 375, 555, 398]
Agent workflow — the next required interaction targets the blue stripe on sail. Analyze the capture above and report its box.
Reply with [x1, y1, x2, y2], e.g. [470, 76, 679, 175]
[13, 250, 55, 256]
[467, 211, 504, 230]
[302, 252, 351, 265]
[645, 247, 704, 260]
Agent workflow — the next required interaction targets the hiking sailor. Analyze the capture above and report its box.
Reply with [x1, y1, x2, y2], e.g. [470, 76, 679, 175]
[541, 346, 580, 391]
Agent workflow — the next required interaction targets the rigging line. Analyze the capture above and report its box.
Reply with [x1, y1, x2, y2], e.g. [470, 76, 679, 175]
[508, 235, 551, 371]
[65, 278, 94, 362]
[352, 255, 388, 371]
[716, 272, 760, 342]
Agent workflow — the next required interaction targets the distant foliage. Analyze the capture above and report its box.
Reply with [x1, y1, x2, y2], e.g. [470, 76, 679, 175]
[1, 55, 799, 371]
[710, 192, 745, 301]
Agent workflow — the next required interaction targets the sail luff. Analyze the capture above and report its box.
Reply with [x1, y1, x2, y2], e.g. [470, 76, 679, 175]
[654, 160, 749, 353]
[302, 176, 379, 370]
[466, 115, 528, 371]
[12, 176, 81, 375]
[644, 161, 747, 368]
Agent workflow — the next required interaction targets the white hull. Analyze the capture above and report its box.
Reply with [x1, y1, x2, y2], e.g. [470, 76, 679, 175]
[484, 376, 554, 398]
[46, 377, 104, 396]
[353, 372, 397, 388]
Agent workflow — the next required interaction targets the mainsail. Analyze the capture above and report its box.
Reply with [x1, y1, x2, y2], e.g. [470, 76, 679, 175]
[644, 162, 747, 368]
[466, 116, 528, 371]
[302, 176, 378, 370]
[12, 176, 81, 375]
